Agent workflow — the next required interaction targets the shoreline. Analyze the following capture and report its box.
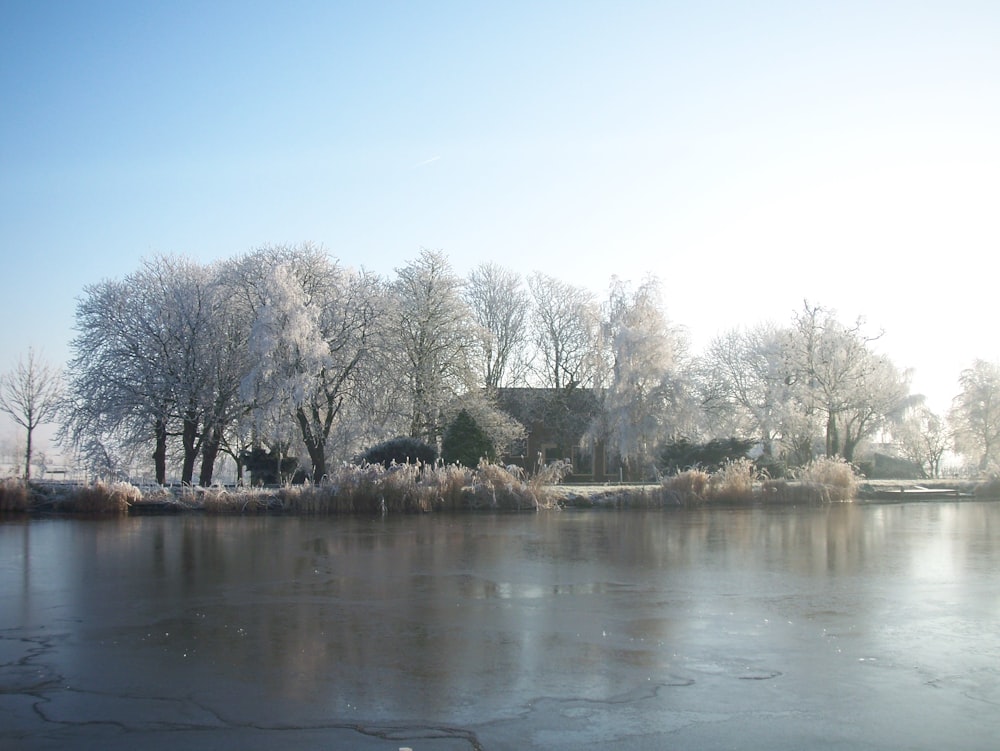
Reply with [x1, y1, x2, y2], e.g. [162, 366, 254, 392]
[1, 477, 991, 516]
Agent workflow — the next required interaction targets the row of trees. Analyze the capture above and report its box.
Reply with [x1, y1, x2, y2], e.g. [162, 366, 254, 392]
[3, 244, 1000, 482]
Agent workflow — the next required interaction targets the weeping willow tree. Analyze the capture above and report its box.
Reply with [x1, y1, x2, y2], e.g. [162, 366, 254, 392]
[593, 277, 693, 481]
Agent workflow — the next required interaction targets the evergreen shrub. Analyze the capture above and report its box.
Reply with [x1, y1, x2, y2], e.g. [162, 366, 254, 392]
[658, 437, 754, 474]
[359, 436, 437, 468]
[441, 409, 496, 467]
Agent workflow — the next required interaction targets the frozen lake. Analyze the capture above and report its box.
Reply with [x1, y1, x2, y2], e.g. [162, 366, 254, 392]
[2, 502, 999, 750]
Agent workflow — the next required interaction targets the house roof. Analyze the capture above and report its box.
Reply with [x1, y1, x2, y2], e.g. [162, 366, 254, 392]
[494, 387, 602, 438]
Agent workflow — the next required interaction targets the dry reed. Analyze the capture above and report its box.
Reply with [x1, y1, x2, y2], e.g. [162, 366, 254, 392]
[707, 457, 760, 504]
[60, 481, 139, 514]
[974, 473, 1000, 499]
[793, 456, 858, 502]
[660, 455, 859, 506]
[661, 469, 711, 505]
[0, 479, 31, 512]
[759, 456, 859, 503]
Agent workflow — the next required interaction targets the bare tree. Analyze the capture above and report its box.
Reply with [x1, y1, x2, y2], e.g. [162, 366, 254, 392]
[465, 262, 530, 389]
[698, 323, 789, 456]
[63, 256, 220, 485]
[949, 360, 1000, 472]
[63, 274, 172, 484]
[528, 272, 601, 389]
[783, 302, 910, 462]
[597, 276, 688, 479]
[0, 349, 62, 480]
[195, 271, 253, 485]
[240, 245, 381, 482]
[895, 404, 948, 478]
[390, 249, 475, 443]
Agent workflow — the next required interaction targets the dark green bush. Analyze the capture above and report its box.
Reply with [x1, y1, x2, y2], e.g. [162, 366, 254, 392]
[239, 447, 301, 485]
[359, 436, 437, 468]
[755, 455, 788, 479]
[441, 409, 495, 467]
[658, 437, 754, 474]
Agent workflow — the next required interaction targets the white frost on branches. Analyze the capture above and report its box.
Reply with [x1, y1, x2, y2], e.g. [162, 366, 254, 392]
[244, 263, 331, 411]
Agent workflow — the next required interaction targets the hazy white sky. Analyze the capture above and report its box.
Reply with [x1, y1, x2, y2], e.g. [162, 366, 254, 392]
[2, 0, 999, 450]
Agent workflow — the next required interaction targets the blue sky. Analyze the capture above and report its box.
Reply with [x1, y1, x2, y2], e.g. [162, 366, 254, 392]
[2, 0, 999, 453]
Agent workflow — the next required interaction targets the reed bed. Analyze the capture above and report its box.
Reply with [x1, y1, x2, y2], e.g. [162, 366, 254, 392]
[974, 473, 1000, 499]
[56, 481, 139, 514]
[469, 461, 554, 510]
[761, 456, 859, 504]
[10, 455, 863, 514]
[195, 460, 555, 515]
[708, 458, 760, 504]
[661, 455, 859, 506]
[660, 468, 712, 505]
[0, 478, 30, 512]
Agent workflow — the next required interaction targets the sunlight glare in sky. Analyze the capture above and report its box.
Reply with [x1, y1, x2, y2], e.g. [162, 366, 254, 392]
[1, 0, 998, 449]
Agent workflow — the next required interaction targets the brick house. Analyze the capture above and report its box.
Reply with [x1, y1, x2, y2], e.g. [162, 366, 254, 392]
[494, 387, 608, 481]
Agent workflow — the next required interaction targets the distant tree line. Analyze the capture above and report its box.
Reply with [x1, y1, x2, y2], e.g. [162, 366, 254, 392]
[9, 243, 981, 484]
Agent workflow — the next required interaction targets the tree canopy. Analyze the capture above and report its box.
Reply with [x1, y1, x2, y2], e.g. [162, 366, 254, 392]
[55, 248, 958, 484]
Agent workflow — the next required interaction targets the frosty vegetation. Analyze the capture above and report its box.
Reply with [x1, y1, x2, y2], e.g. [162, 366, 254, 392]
[26, 243, 990, 488]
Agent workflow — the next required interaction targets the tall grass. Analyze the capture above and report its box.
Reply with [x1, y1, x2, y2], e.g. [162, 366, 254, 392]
[243, 461, 528, 514]
[661, 468, 711, 505]
[762, 456, 859, 503]
[660, 458, 761, 505]
[708, 457, 760, 504]
[0, 479, 30, 512]
[262, 460, 565, 514]
[661, 455, 860, 505]
[3, 461, 565, 516]
[974, 473, 1000, 499]
[58, 481, 139, 514]
[11, 456, 863, 514]
[470, 461, 558, 510]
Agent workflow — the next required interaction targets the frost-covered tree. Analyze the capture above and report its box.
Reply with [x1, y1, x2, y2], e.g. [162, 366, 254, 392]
[154, 257, 220, 485]
[0, 349, 62, 481]
[242, 263, 327, 479]
[195, 272, 253, 485]
[835, 354, 914, 463]
[596, 277, 687, 480]
[528, 272, 601, 389]
[895, 404, 948, 478]
[782, 302, 911, 462]
[390, 249, 475, 444]
[240, 246, 380, 482]
[442, 390, 525, 459]
[698, 323, 789, 456]
[465, 262, 530, 389]
[949, 360, 1000, 471]
[63, 256, 215, 485]
[64, 275, 163, 482]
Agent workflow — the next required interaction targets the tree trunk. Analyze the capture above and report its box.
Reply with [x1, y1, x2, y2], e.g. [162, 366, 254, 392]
[842, 436, 858, 463]
[296, 408, 326, 482]
[825, 411, 839, 457]
[153, 419, 168, 485]
[307, 441, 326, 483]
[409, 387, 425, 440]
[180, 415, 199, 485]
[198, 426, 222, 486]
[23, 427, 33, 481]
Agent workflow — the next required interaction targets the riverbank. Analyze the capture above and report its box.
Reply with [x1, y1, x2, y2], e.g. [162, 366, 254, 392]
[2, 474, 993, 516]
[550, 478, 982, 508]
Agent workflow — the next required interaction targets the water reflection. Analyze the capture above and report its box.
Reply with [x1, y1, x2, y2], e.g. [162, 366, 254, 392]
[2, 503, 999, 748]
